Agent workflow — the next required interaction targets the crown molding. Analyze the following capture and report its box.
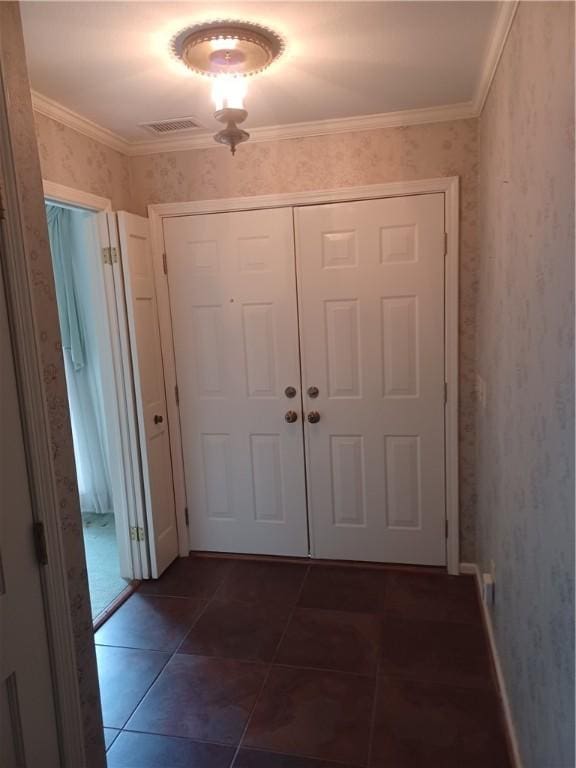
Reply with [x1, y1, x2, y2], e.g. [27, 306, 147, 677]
[127, 102, 477, 156]
[473, 0, 519, 114]
[30, 4, 517, 158]
[31, 90, 131, 154]
[31, 94, 476, 157]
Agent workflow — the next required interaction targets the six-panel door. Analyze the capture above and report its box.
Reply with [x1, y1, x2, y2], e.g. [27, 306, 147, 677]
[163, 208, 309, 556]
[295, 194, 446, 564]
[163, 194, 446, 565]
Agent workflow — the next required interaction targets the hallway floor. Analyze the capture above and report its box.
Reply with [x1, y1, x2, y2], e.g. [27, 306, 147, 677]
[96, 556, 511, 767]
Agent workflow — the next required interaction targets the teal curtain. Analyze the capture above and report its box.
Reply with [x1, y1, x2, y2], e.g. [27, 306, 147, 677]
[46, 205, 113, 515]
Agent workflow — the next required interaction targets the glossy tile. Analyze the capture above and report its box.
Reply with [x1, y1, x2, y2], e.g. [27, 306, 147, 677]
[106, 731, 235, 768]
[385, 571, 481, 623]
[380, 616, 493, 689]
[96, 645, 170, 729]
[179, 599, 291, 662]
[95, 594, 205, 652]
[298, 565, 387, 613]
[103, 728, 119, 751]
[276, 607, 380, 675]
[138, 556, 232, 599]
[218, 560, 308, 605]
[234, 749, 360, 767]
[244, 666, 374, 764]
[370, 677, 512, 767]
[126, 654, 267, 744]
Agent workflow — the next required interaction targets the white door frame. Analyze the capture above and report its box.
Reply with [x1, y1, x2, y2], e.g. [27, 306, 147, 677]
[43, 180, 145, 581]
[149, 176, 460, 574]
[0, 154, 86, 764]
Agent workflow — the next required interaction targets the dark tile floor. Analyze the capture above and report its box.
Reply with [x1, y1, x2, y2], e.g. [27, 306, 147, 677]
[96, 556, 512, 768]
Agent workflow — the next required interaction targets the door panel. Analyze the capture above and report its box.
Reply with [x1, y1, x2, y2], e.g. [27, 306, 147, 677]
[163, 208, 308, 556]
[117, 212, 178, 577]
[295, 194, 446, 565]
[0, 265, 60, 767]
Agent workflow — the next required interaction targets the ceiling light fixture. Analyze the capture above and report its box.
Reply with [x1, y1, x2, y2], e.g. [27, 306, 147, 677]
[172, 21, 284, 155]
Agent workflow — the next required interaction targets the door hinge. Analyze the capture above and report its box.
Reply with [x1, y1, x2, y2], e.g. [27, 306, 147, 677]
[33, 521, 48, 565]
[445, 519, 449, 539]
[444, 382, 448, 404]
[103, 246, 118, 265]
[184, 507, 189, 526]
[130, 526, 145, 542]
[162, 253, 168, 275]
[175, 385, 180, 405]
[444, 232, 448, 257]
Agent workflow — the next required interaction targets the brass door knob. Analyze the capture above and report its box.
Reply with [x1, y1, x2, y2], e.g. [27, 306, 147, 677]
[285, 410, 298, 423]
[307, 411, 320, 424]
[307, 386, 319, 398]
[154, 414, 164, 425]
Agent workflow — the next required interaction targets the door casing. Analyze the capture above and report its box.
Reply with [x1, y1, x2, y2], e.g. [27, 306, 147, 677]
[149, 177, 460, 574]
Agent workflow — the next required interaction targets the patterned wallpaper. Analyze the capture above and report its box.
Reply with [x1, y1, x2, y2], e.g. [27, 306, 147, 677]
[130, 119, 480, 560]
[477, 3, 574, 767]
[36, 111, 480, 559]
[0, 5, 105, 767]
[35, 111, 133, 211]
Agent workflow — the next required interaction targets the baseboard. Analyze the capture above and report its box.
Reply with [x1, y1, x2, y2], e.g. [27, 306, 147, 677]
[460, 563, 523, 768]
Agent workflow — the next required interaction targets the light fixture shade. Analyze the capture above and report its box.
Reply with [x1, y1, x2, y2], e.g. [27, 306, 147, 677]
[212, 76, 247, 111]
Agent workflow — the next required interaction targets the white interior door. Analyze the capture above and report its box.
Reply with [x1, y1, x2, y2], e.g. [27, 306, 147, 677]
[163, 208, 308, 556]
[117, 212, 178, 577]
[83, 211, 135, 580]
[295, 194, 446, 565]
[0, 265, 60, 767]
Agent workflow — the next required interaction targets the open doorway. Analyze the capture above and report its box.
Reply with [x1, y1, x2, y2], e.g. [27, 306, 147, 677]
[44, 191, 138, 621]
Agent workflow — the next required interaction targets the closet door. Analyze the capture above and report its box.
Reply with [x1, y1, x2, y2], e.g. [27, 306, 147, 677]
[295, 194, 446, 565]
[163, 208, 308, 556]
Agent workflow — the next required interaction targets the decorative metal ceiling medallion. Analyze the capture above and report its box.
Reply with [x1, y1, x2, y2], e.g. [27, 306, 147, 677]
[172, 20, 284, 78]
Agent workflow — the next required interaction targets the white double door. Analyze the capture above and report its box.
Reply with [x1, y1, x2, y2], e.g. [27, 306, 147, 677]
[163, 193, 446, 565]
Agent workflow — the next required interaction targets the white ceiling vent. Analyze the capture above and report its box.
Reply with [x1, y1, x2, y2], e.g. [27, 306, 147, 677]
[139, 117, 203, 135]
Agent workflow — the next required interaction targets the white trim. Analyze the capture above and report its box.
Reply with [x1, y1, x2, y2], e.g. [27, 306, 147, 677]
[32, 91, 130, 154]
[41, 181, 144, 583]
[444, 177, 460, 574]
[32, 90, 475, 156]
[0, 74, 86, 767]
[127, 102, 476, 156]
[459, 563, 524, 768]
[149, 177, 460, 573]
[473, 1, 519, 114]
[43, 179, 112, 212]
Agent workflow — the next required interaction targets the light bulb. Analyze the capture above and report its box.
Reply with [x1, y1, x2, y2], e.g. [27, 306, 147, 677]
[212, 76, 247, 112]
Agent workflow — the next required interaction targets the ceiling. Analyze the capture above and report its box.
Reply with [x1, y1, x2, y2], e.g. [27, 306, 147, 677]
[20, 1, 506, 150]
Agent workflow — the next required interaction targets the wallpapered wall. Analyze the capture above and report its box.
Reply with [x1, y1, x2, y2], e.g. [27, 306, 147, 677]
[35, 112, 133, 211]
[477, 3, 574, 767]
[35, 113, 480, 560]
[0, 5, 106, 767]
[133, 119, 481, 563]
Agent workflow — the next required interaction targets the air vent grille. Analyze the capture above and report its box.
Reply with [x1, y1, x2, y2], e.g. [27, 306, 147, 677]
[140, 117, 202, 135]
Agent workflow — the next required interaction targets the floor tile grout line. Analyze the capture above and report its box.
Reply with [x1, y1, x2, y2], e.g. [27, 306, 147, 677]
[229, 563, 312, 767]
[366, 657, 382, 768]
[237, 742, 366, 767]
[105, 566, 231, 734]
